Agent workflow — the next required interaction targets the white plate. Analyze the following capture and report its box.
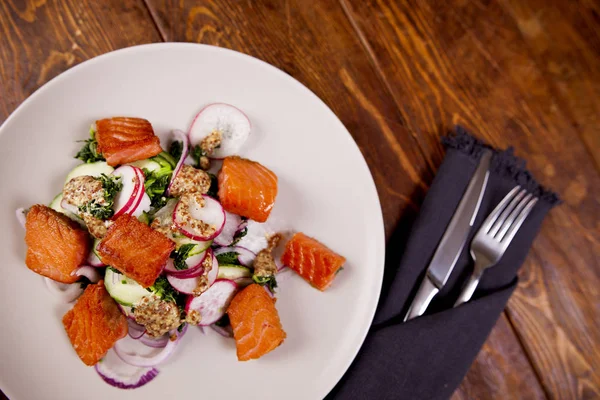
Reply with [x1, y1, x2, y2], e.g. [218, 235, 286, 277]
[0, 43, 384, 400]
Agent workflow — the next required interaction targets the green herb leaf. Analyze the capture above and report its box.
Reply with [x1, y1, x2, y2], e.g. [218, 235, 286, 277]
[79, 174, 122, 219]
[232, 225, 248, 245]
[148, 276, 178, 303]
[170, 243, 197, 270]
[207, 173, 218, 198]
[75, 128, 105, 163]
[252, 274, 278, 292]
[190, 145, 206, 168]
[169, 141, 184, 161]
[215, 251, 241, 266]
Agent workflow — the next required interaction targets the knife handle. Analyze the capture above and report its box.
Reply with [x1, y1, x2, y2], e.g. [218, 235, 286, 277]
[403, 277, 439, 322]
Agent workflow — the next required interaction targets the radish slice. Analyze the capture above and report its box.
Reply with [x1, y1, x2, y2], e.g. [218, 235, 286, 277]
[16, 208, 27, 229]
[167, 274, 203, 295]
[185, 279, 238, 326]
[188, 103, 251, 159]
[207, 251, 219, 286]
[114, 328, 182, 368]
[167, 251, 218, 294]
[166, 129, 189, 196]
[122, 167, 149, 217]
[164, 250, 208, 278]
[44, 278, 83, 303]
[213, 211, 243, 246]
[95, 349, 159, 389]
[213, 246, 256, 267]
[74, 266, 102, 283]
[173, 195, 225, 240]
[111, 166, 142, 218]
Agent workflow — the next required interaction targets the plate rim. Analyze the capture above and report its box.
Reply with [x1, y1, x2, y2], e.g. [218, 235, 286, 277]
[0, 42, 386, 400]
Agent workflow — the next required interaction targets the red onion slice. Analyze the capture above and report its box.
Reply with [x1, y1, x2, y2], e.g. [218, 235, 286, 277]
[114, 328, 183, 367]
[210, 324, 233, 338]
[128, 319, 146, 340]
[166, 129, 189, 196]
[73, 265, 102, 283]
[95, 349, 159, 389]
[44, 278, 84, 303]
[213, 246, 256, 267]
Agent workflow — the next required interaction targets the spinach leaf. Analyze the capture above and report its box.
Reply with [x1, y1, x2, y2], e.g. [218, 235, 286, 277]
[79, 174, 122, 219]
[170, 244, 197, 270]
[148, 275, 178, 303]
[215, 251, 241, 266]
[75, 128, 105, 163]
[252, 274, 278, 292]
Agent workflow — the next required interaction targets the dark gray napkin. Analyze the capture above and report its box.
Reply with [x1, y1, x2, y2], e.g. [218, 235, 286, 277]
[327, 128, 559, 400]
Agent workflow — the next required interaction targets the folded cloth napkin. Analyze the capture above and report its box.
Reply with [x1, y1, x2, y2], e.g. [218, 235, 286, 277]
[327, 128, 560, 400]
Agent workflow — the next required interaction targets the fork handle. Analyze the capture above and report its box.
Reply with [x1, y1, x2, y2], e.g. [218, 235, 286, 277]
[454, 271, 483, 307]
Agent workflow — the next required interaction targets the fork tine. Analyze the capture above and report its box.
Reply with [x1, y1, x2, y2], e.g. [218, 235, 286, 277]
[481, 186, 521, 234]
[495, 192, 533, 240]
[488, 188, 526, 237]
[499, 196, 538, 244]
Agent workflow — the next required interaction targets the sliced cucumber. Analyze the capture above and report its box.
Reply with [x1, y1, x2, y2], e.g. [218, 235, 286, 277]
[104, 268, 149, 306]
[173, 236, 212, 252]
[217, 264, 252, 281]
[49, 193, 84, 224]
[128, 159, 162, 173]
[154, 152, 176, 168]
[64, 161, 114, 184]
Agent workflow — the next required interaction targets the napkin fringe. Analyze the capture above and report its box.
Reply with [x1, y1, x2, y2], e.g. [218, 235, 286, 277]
[443, 126, 561, 206]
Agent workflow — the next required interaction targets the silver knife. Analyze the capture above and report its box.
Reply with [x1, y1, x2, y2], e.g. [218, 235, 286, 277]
[404, 150, 492, 321]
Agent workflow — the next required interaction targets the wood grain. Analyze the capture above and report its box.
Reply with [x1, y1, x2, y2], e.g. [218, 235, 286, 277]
[0, 0, 161, 123]
[340, 0, 600, 398]
[146, 0, 547, 398]
[500, 0, 600, 171]
[451, 314, 546, 400]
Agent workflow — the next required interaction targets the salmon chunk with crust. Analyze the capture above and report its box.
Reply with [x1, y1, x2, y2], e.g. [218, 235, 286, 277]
[282, 232, 346, 291]
[97, 214, 175, 287]
[227, 284, 286, 361]
[25, 205, 90, 283]
[218, 156, 278, 223]
[95, 117, 163, 166]
[63, 281, 128, 366]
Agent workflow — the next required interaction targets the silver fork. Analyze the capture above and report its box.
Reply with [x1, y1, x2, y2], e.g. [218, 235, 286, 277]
[454, 186, 538, 306]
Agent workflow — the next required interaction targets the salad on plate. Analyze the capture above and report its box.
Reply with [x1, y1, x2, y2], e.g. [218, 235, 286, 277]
[16, 103, 347, 389]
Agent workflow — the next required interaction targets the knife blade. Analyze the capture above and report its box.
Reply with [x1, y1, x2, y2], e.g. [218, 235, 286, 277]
[404, 150, 492, 321]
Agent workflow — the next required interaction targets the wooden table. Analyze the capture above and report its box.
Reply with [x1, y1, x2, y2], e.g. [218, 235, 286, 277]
[1, 1, 598, 399]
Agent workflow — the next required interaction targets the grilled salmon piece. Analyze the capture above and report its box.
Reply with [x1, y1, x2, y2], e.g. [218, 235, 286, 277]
[281, 232, 346, 291]
[25, 205, 90, 284]
[95, 117, 163, 166]
[97, 214, 175, 287]
[218, 156, 278, 223]
[63, 281, 128, 366]
[227, 284, 286, 361]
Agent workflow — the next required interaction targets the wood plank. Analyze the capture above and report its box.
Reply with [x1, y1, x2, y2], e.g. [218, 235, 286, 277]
[451, 314, 547, 400]
[500, 0, 600, 171]
[340, 0, 600, 398]
[0, 0, 162, 123]
[0, 1, 161, 399]
[146, 0, 546, 398]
